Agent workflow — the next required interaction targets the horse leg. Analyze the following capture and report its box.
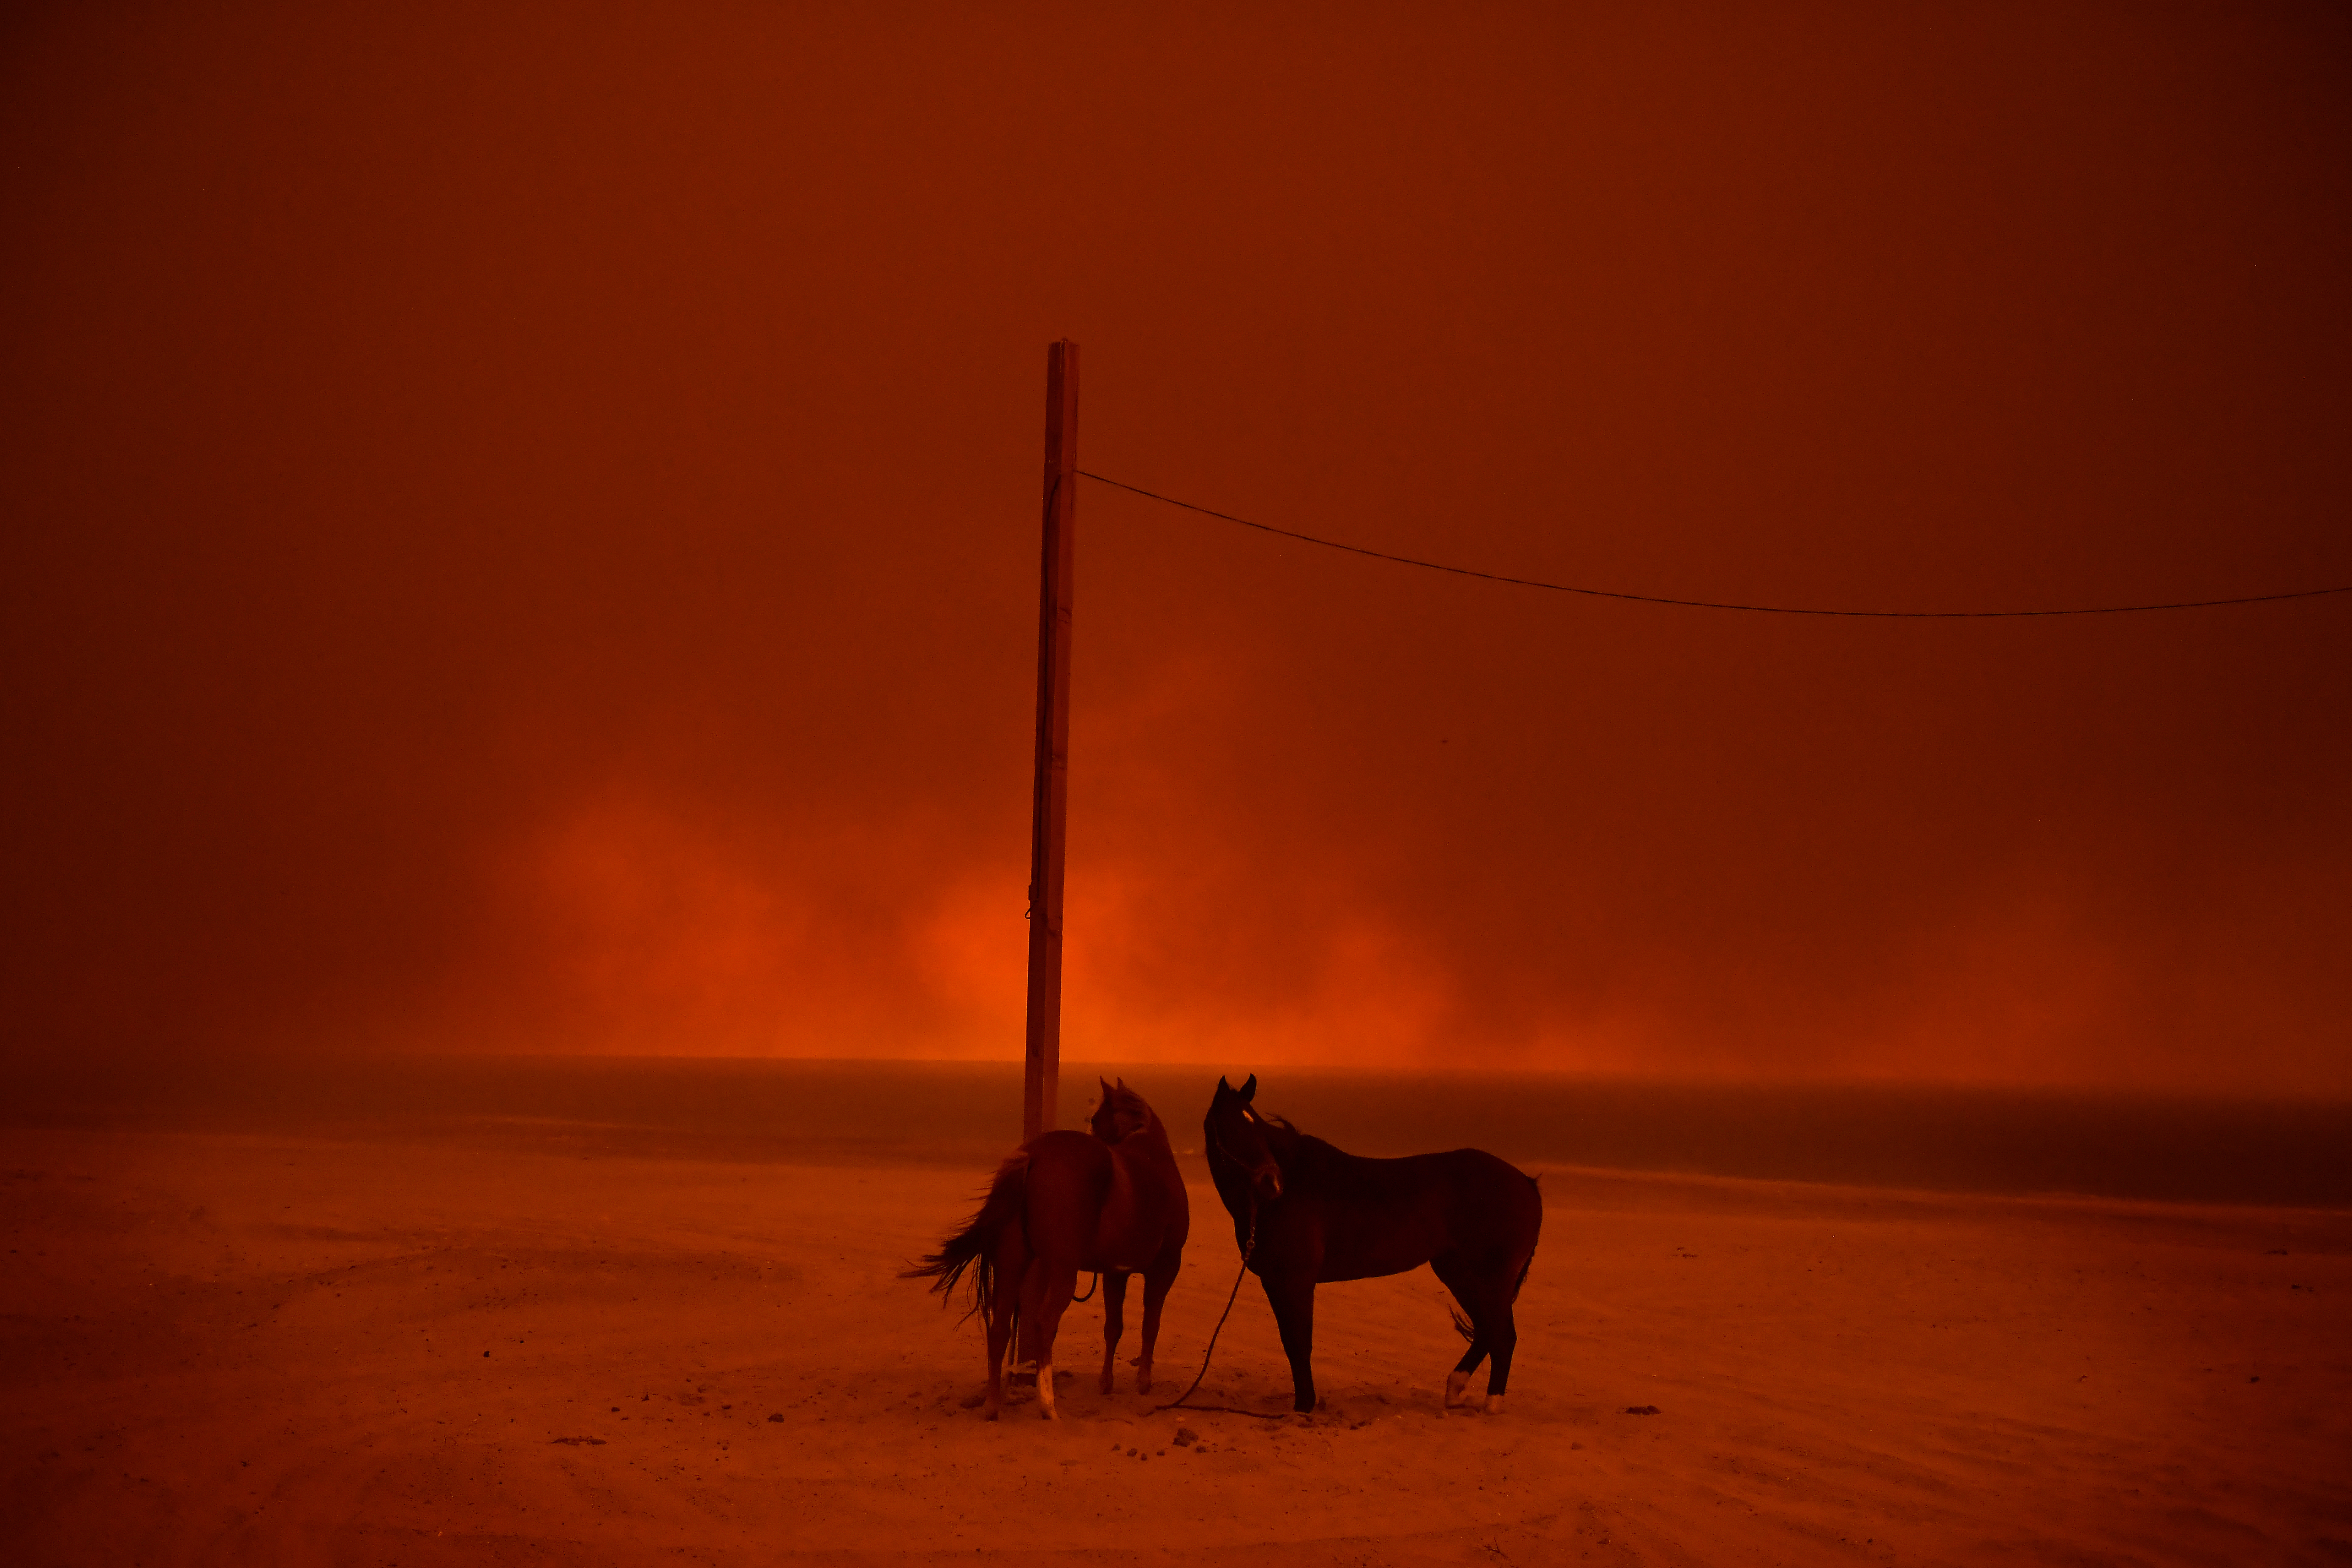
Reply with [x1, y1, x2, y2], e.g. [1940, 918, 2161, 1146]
[1097, 1271, 1130, 1395]
[982, 1225, 1030, 1421]
[1430, 1260, 1486, 1420]
[1019, 1258, 1081, 1421]
[1135, 1242, 1182, 1394]
[1262, 1271, 1319, 1413]
[1464, 1236, 1536, 1414]
[1481, 1288, 1520, 1414]
[983, 1293, 1015, 1420]
[1433, 1254, 1519, 1415]
[1444, 1336, 1490, 1411]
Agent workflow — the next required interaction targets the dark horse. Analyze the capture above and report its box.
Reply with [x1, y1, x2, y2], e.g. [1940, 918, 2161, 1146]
[1204, 1074, 1542, 1414]
[905, 1079, 1189, 1420]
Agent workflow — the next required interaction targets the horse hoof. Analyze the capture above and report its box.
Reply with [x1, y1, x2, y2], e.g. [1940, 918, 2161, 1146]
[1484, 1395, 1505, 1416]
[983, 1403, 1002, 1422]
[1444, 1371, 1473, 1408]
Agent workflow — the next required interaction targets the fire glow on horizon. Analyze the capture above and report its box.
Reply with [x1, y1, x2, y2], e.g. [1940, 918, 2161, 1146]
[3, 2, 2347, 1092]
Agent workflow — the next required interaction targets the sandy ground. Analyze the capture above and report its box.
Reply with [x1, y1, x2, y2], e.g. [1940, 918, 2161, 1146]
[4, 1124, 2349, 1566]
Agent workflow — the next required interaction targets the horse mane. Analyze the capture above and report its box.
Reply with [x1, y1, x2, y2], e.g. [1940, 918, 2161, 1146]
[1256, 1112, 1317, 1167]
[1256, 1113, 1389, 1187]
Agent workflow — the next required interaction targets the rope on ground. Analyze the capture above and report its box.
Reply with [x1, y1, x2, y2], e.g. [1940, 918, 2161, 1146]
[1151, 1218, 1291, 1420]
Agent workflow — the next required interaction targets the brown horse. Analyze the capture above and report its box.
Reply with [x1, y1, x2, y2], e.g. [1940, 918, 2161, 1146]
[1204, 1074, 1541, 1414]
[906, 1078, 1189, 1420]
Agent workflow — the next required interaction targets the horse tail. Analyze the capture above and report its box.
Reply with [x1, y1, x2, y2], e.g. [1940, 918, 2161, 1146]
[901, 1149, 1031, 1325]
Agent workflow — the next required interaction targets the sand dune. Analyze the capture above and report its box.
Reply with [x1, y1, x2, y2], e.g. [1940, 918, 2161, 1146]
[4, 1118, 2348, 1565]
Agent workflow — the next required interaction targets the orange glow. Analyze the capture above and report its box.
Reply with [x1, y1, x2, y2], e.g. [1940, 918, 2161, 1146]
[3, 1, 2348, 1093]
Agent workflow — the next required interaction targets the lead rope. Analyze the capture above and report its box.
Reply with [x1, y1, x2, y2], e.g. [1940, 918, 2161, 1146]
[1150, 1208, 1288, 1420]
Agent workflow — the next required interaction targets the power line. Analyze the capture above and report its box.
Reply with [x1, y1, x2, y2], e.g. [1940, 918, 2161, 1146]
[1080, 471, 2352, 619]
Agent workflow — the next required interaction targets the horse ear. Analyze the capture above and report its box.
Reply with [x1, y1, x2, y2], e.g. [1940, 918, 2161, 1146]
[1217, 1075, 1232, 1094]
[1240, 1074, 1258, 1102]
[1099, 1076, 1113, 1096]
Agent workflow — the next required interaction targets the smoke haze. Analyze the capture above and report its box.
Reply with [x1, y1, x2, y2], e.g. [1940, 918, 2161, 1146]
[5, 2, 2349, 1089]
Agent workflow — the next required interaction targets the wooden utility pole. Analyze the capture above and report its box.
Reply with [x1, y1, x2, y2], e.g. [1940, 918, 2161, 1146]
[1024, 341, 1078, 1143]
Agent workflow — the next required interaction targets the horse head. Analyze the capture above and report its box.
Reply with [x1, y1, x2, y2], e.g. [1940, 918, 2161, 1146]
[1206, 1074, 1284, 1206]
[1089, 1078, 1153, 1145]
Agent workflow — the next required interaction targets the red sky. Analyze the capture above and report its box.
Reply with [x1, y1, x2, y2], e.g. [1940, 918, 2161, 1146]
[5, 1, 2348, 1091]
